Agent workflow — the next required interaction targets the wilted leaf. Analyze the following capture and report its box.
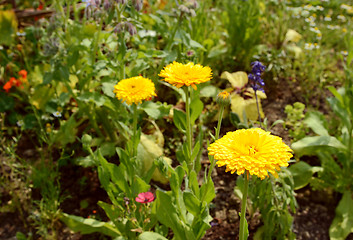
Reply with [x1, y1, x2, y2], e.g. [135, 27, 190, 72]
[283, 29, 302, 44]
[230, 94, 264, 122]
[221, 71, 248, 89]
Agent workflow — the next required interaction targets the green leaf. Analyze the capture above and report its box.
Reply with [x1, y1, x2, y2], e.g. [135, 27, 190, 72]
[15, 232, 28, 240]
[0, 92, 14, 112]
[77, 92, 107, 107]
[329, 191, 353, 240]
[200, 85, 218, 98]
[43, 72, 53, 84]
[131, 175, 150, 197]
[200, 180, 216, 204]
[60, 213, 121, 237]
[304, 112, 329, 136]
[102, 82, 116, 98]
[139, 232, 168, 240]
[173, 108, 186, 131]
[155, 190, 188, 240]
[52, 115, 79, 146]
[98, 201, 121, 227]
[190, 98, 203, 125]
[140, 101, 171, 120]
[0, 10, 17, 45]
[189, 170, 200, 198]
[287, 161, 321, 190]
[291, 136, 346, 157]
[183, 191, 201, 218]
[30, 85, 55, 110]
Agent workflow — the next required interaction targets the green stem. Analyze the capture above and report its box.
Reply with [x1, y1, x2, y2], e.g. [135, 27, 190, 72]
[255, 91, 262, 127]
[92, 16, 104, 62]
[207, 105, 224, 180]
[156, 12, 184, 74]
[184, 87, 193, 171]
[132, 104, 138, 157]
[97, 109, 118, 143]
[239, 171, 249, 240]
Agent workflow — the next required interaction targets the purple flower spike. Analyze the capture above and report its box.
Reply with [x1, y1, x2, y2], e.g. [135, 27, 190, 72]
[248, 61, 266, 92]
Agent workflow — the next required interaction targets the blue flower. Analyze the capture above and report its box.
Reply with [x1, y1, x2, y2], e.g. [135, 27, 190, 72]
[248, 61, 266, 92]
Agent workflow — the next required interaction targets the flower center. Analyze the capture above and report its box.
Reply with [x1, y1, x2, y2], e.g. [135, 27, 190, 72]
[248, 146, 257, 155]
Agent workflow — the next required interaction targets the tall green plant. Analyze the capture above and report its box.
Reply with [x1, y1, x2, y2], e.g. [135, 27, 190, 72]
[291, 35, 353, 240]
[222, 0, 263, 68]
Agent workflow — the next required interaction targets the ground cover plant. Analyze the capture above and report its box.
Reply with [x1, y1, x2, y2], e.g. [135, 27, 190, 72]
[1, 0, 353, 239]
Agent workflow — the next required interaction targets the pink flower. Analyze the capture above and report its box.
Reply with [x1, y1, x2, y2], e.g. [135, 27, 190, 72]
[135, 192, 154, 203]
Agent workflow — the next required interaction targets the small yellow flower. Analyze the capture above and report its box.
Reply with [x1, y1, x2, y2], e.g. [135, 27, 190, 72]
[113, 76, 156, 105]
[342, 28, 347, 33]
[159, 61, 212, 90]
[208, 128, 292, 179]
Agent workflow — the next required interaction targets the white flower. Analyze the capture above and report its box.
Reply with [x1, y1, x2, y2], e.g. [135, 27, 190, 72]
[301, 10, 310, 17]
[309, 21, 316, 27]
[309, 27, 321, 34]
[316, 6, 324, 11]
[337, 15, 346, 22]
[53, 111, 62, 118]
[16, 32, 26, 36]
[324, 15, 332, 21]
[341, 4, 352, 11]
[340, 50, 348, 56]
[16, 120, 24, 127]
[304, 43, 314, 50]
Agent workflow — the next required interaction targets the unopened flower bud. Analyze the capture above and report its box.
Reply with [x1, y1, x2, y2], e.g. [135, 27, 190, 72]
[115, 0, 127, 4]
[126, 22, 137, 36]
[216, 90, 231, 105]
[114, 22, 125, 34]
[186, 0, 199, 9]
[178, 4, 190, 13]
[82, 134, 92, 146]
[103, 0, 111, 10]
[132, 0, 143, 11]
[95, 0, 101, 5]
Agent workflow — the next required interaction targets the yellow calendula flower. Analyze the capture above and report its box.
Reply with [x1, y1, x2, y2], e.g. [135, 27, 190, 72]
[208, 128, 292, 179]
[114, 76, 156, 105]
[159, 61, 212, 90]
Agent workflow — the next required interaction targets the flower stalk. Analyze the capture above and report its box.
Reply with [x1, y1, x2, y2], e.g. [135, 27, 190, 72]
[239, 171, 249, 240]
[132, 103, 138, 157]
[184, 86, 193, 171]
[207, 104, 224, 180]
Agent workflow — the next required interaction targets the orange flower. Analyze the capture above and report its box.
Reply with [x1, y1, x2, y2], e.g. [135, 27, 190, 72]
[18, 70, 28, 85]
[3, 81, 13, 92]
[3, 75, 24, 92]
[18, 70, 27, 79]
